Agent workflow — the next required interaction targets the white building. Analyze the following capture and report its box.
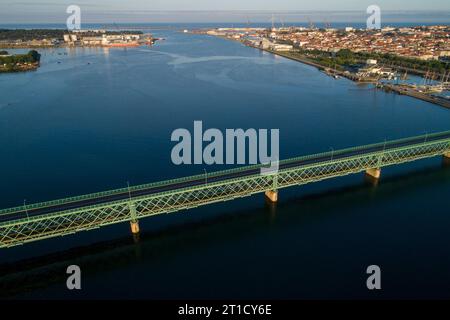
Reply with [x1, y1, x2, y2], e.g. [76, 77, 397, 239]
[271, 44, 293, 52]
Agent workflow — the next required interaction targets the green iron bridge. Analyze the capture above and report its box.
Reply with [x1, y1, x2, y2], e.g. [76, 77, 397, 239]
[1, 131, 450, 248]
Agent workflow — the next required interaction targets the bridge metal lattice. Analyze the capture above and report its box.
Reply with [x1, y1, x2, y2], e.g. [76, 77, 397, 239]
[1, 131, 450, 248]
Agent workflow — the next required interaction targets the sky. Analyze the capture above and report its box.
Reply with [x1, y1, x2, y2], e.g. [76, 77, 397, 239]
[0, 0, 449, 23]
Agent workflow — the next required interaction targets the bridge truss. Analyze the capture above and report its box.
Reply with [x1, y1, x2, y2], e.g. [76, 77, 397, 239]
[1, 132, 450, 248]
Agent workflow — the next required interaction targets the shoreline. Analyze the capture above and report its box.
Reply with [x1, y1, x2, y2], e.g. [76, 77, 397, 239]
[378, 83, 450, 109]
[0, 43, 154, 49]
[0, 64, 39, 73]
[211, 34, 373, 82]
[261, 48, 361, 82]
[226, 38, 450, 109]
[0, 40, 159, 74]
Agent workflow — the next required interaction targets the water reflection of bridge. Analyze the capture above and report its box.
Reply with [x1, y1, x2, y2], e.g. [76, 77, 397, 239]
[2, 163, 450, 298]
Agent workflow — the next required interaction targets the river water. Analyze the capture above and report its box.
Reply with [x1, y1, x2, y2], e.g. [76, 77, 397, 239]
[1, 27, 450, 299]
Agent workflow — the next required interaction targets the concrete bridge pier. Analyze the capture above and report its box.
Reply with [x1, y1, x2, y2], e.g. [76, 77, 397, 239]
[129, 203, 140, 235]
[444, 152, 450, 165]
[365, 168, 381, 180]
[130, 220, 140, 234]
[265, 190, 278, 203]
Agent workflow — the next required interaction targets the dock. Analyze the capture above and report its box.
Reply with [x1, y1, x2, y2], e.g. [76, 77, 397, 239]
[378, 83, 450, 109]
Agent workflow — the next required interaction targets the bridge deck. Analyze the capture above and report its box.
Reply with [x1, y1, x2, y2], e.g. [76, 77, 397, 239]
[1, 131, 450, 248]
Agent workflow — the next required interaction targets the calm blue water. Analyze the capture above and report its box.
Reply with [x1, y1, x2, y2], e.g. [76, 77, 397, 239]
[1, 27, 450, 299]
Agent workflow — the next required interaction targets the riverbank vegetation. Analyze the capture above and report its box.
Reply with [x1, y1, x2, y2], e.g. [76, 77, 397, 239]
[0, 50, 41, 73]
[289, 47, 450, 75]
